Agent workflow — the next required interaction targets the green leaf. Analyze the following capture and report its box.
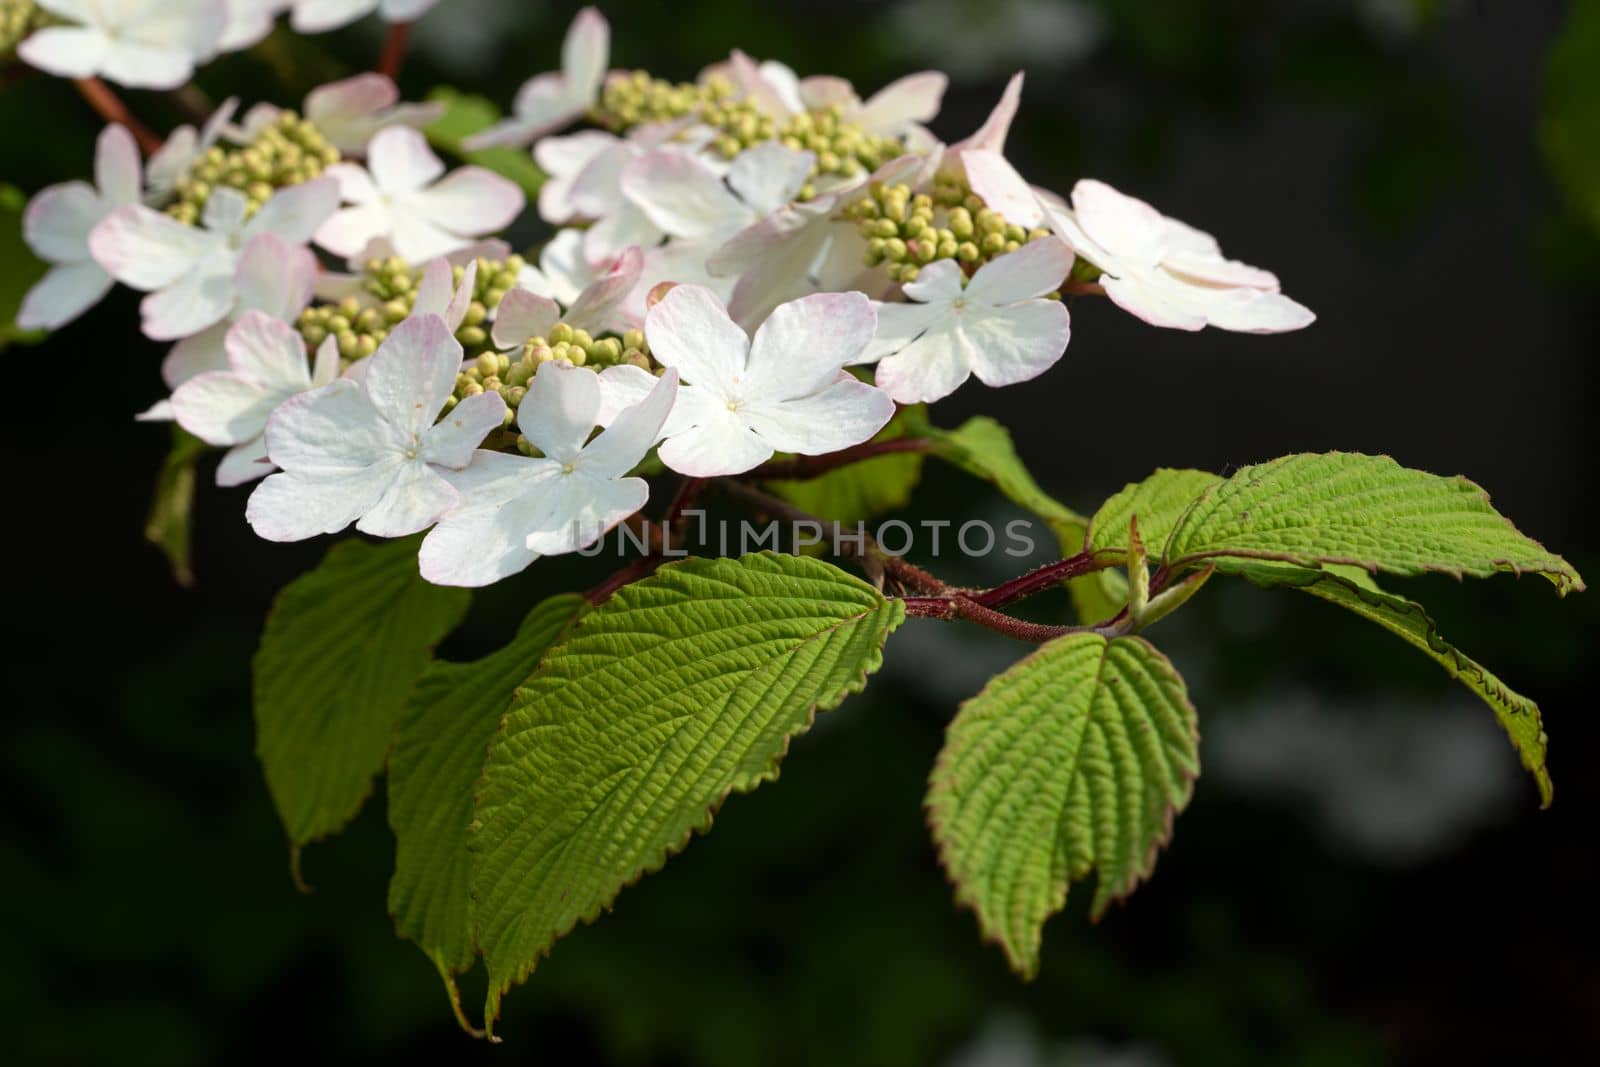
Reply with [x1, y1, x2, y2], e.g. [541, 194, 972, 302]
[928, 633, 1198, 979]
[254, 538, 469, 870]
[424, 88, 546, 200]
[766, 406, 926, 524]
[1237, 563, 1556, 807]
[1086, 468, 1222, 560]
[470, 552, 904, 1031]
[925, 416, 1086, 540]
[144, 428, 209, 587]
[1541, 0, 1600, 233]
[1163, 453, 1584, 593]
[1, 183, 47, 350]
[388, 595, 586, 1031]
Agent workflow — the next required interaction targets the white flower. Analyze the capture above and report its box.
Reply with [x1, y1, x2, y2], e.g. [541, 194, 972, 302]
[597, 285, 895, 477]
[90, 178, 340, 340]
[1041, 179, 1316, 333]
[729, 52, 948, 143]
[287, 0, 438, 35]
[17, 124, 140, 331]
[169, 311, 341, 486]
[145, 98, 239, 203]
[233, 73, 445, 156]
[462, 6, 608, 149]
[418, 362, 679, 587]
[246, 314, 507, 541]
[517, 228, 598, 307]
[622, 142, 814, 247]
[218, 0, 290, 53]
[159, 231, 318, 386]
[493, 246, 640, 347]
[532, 130, 622, 224]
[858, 238, 1073, 404]
[18, 0, 227, 90]
[315, 126, 525, 263]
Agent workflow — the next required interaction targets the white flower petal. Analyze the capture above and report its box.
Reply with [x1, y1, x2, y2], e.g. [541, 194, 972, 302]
[622, 151, 748, 241]
[534, 130, 618, 223]
[18, 27, 110, 80]
[563, 6, 610, 102]
[247, 465, 392, 541]
[744, 290, 877, 400]
[225, 310, 312, 386]
[490, 288, 561, 349]
[244, 177, 341, 244]
[952, 71, 1023, 155]
[367, 126, 445, 193]
[964, 237, 1074, 304]
[657, 406, 772, 477]
[1183, 286, 1316, 333]
[140, 248, 238, 340]
[422, 391, 506, 469]
[726, 143, 814, 216]
[962, 300, 1071, 388]
[1099, 273, 1207, 332]
[170, 372, 279, 446]
[643, 284, 750, 394]
[516, 361, 602, 463]
[289, 0, 379, 34]
[561, 245, 641, 335]
[874, 323, 979, 404]
[405, 166, 524, 234]
[523, 474, 648, 557]
[356, 460, 458, 538]
[263, 380, 395, 475]
[324, 161, 381, 204]
[856, 300, 945, 365]
[216, 435, 275, 487]
[386, 209, 467, 261]
[463, 74, 582, 150]
[99, 39, 196, 90]
[420, 470, 552, 586]
[363, 314, 461, 435]
[578, 368, 677, 480]
[162, 324, 230, 387]
[90, 204, 217, 289]
[17, 259, 113, 330]
[899, 258, 967, 303]
[1071, 179, 1167, 267]
[233, 232, 317, 318]
[313, 202, 390, 257]
[852, 71, 948, 138]
[961, 147, 1044, 230]
[95, 124, 142, 206]
[740, 376, 895, 456]
[25, 182, 102, 263]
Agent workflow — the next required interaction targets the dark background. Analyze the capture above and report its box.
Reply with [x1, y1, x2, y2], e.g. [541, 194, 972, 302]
[2, 1, 1596, 1064]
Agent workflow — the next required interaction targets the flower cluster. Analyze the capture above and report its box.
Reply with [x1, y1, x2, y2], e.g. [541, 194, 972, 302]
[21, 4, 1315, 592]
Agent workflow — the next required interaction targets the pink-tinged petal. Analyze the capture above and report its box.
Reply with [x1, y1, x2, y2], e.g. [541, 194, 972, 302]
[874, 325, 978, 404]
[726, 142, 814, 216]
[563, 6, 610, 101]
[420, 471, 553, 587]
[99, 41, 195, 90]
[657, 406, 773, 477]
[25, 182, 102, 262]
[1162, 251, 1280, 291]
[622, 151, 747, 241]
[367, 126, 445, 193]
[1071, 179, 1167, 267]
[562, 244, 641, 335]
[311, 336, 341, 385]
[17, 27, 110, 80]
[745, 291, 877, 400]
[1038, 200, 1113, 268]
[965, 237, 1074, 304]
[289, 0, 379, 34]
[491, 287, 560, 349]
[324, 161, 381, 204]
[16, 260, 113, 331]
[900, 258, 967, 304]
[162, 324, 229, 387]
[1100, 274, 1206, 332]
[137, 399, 175, 422]
[797, 74, 857, 111]
[1188, 286, 1316, 333]
[442, 259, 477, 332]
[90, 204, 216, 289]
[463, 74, 580, 150]
[263, 380, 393, 474]
[364, 314, 462, 435]
[247, 465, 393, 541]
[387, 210, 466, 261]
[422, 391, 506, 469]
[314, 203, 390, 258]
[409, 257, 453, 319]
[225, 310, 312, 387]
[234, 232, 317, 318]
[535, 131, 618, 223]
[355, 461, 457, 537]
[961, 148, 1044, 229]
[406, 166, 524, 234]
[962, 300, 1071, 388]
[95, 124, 142, 206]
[171, 371, 276, 445]
[578, 368, 677, 480]
[856, 300, 947, 365]
[516, 361, 602, 463]
[741, 375, 895, 456]
[643, 284, 750, 394]
[306, 71, 395, 124]
[593, 363, 659, 426]
[523, 474, 649, 557]
[729, 50, 795, 120]
[580, 201, 662, 267]
[568, 140, 632, 217]
[216, 435, 275, 488]
[244, 176, 341, 244]
[952, 72, 1023, 155]
[140, 248, 238, 340]
[853, 71, 948, 137]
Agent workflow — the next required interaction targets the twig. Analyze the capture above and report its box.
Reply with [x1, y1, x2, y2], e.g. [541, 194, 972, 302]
[967, 551, 1101, 609]
[903, 595, 1100, 643]
[750, 437, 931, 481]
[74, 77, 161, 154]
[377, 21, 414, 80]
[584, 553, 664, 605]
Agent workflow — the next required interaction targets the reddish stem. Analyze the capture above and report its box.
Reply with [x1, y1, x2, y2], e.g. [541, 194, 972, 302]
[377, 21, 414, 80]
[968, 551, 1100, 610]
[584, 553, 664, 605]
[903, 595, 1089, 643]
[750, 437, 931, 481]
[73, 78, 161, 154]
[1061, 280, 1106, 297]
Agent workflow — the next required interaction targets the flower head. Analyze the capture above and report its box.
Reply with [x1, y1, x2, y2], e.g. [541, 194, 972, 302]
[233, 73, 445, 156]
[1042, 179, 1315, 333]
[597, 284, 894, 477]
[169, 311, 341, 486]
[463, 6, 609, 149]
[418, 362, 678, 587]
[246, 314, 507, 541]
[859, 237, 1073, 403]
[18, 123, 140, 331]
[90, 177, 340, 340]
[315, 126, 525, 262]
[18, 0, 225, 89]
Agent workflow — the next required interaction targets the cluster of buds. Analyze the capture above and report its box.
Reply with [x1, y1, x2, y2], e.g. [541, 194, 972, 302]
[844, 179, 1053, 284]
[708, 101, 899, 192]
[166, 112, 340, 225]
[297, 254, 530, 362]
[450, 323, 654, 443]
[595, 69, 737, 131]
[0, 0, 40, 57]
